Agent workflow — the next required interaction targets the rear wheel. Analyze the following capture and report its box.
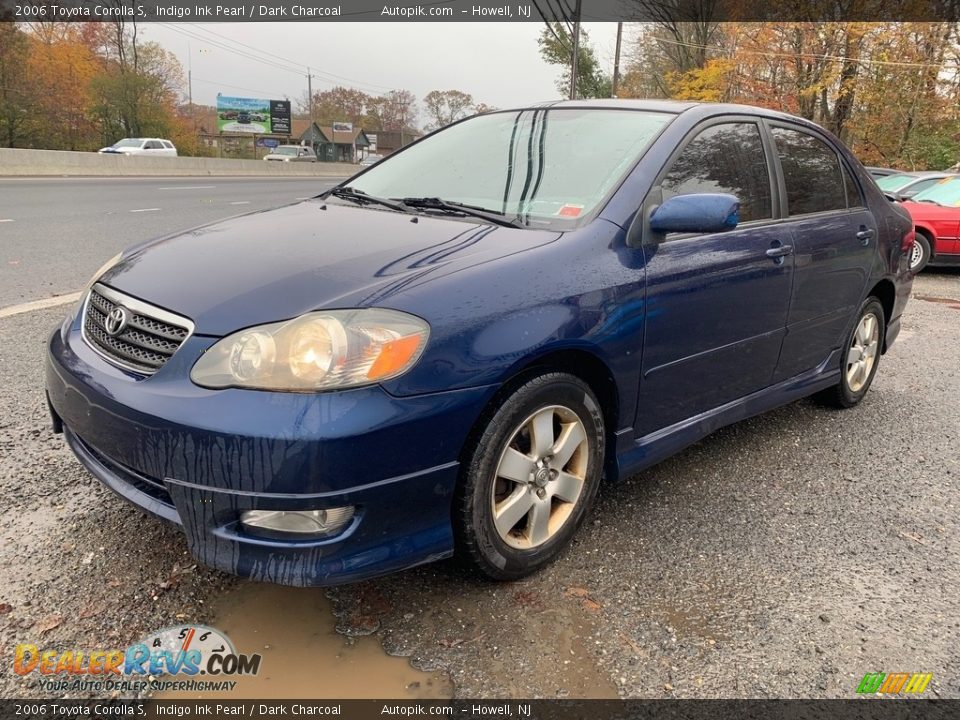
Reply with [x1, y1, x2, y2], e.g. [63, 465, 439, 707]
[815, 297, 885, 409]
[454, 373, 605, 580]
[910, 233, 931, 272]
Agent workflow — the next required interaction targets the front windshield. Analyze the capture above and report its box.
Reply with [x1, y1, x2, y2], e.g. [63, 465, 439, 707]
[348, 108, 673, 227]
[112, 138, 142, 148]
[876, 173, 917, 191]
[911, 177, 960, 206]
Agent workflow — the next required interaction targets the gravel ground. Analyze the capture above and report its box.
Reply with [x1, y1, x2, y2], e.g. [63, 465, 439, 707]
[1, 271, 958, 699]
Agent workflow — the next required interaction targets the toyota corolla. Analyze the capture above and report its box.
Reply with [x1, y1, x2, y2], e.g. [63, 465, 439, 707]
[46, 100, 914, 586]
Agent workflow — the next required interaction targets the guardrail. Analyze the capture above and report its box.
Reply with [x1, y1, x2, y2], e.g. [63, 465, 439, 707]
[0, 148, 356, 178]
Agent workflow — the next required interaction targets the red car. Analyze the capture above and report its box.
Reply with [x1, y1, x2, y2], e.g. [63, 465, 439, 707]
[901, 176, 960, 271]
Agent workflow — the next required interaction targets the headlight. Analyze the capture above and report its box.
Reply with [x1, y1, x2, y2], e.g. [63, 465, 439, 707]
[190, 309, 429, 391]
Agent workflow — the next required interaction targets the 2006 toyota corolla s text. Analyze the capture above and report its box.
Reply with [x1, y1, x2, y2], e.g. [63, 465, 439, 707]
[46, 100, 915, 586]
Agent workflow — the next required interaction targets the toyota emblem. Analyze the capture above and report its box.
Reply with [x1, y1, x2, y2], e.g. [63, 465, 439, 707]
[104, 306, 129, 336]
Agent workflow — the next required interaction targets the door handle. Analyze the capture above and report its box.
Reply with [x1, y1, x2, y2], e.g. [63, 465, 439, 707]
[857, 226, 876, 245]
[765, 244, 794, 258]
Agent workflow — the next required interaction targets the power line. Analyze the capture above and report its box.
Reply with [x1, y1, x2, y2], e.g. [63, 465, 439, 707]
[185, 25, 399, 92]
[156, 23, 400, 96]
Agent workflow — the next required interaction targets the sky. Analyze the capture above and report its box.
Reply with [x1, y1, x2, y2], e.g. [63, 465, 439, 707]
[140, 23, 624, 118]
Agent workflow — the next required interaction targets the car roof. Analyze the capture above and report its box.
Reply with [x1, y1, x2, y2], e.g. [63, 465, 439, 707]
[505, 98, 841, 130]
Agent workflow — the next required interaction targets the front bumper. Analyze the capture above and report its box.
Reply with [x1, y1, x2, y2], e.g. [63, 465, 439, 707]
[46, 317, 493, 586]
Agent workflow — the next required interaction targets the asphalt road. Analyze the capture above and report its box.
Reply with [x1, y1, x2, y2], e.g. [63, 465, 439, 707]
[0, 177, 345, 308]
[0, 186, 958, 699]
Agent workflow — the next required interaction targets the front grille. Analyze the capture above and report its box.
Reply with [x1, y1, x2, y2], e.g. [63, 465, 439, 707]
[82, 283, 194, 375]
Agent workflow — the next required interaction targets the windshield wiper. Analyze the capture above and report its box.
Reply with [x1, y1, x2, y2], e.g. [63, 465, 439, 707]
[400, 197, 525, 228]
[324, 186, 410, 213]
[916, 198, 943, 205]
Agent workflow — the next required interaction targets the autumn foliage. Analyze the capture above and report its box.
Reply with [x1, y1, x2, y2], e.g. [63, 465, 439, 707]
[1, 21, 193, 151]
[621, 22, 960, 169]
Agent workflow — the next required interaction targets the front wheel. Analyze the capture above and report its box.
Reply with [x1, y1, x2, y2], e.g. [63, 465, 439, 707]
[454, 372, 605, 580]
[815, 297, 885, 409]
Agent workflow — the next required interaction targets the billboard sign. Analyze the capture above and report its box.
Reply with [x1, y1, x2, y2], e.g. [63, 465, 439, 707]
[332, 121, 353, 133]
[270, 100, 291, 135]
[217, 96, 272, 133]
[217, 96, 292, 135]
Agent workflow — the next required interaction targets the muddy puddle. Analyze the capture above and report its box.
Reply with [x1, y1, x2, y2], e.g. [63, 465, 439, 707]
[159, 583, 453, 699]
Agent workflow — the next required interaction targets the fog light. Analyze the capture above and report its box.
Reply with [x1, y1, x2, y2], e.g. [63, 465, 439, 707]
[240, 507, 354, 536]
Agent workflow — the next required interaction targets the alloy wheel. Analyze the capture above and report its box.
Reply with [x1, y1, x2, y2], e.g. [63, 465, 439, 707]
[846, 312, 880, 393]
[490, 405, 589, 550]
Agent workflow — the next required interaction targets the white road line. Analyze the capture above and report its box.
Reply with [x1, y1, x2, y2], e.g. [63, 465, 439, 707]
[230, 201, 251, 205]
[0, 291, 82, 320]
[129, 208, 160, 213]
[157, 186, 216, 190]
[0, 219, 13, 223]
[295, 197, 312, 200]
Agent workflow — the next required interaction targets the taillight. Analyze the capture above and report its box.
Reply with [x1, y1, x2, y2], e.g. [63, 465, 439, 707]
[902, 230, 916, 253]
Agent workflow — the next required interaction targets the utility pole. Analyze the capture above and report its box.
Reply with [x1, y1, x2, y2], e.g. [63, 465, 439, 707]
[568, 0, 582, 100]
[612, 22, 623, 97]
[307, 67, 314, 129]
[187, 40, 195, 134]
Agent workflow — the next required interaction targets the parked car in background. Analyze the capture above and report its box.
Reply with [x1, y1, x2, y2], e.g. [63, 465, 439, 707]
[866, 166, 901, 178]
[48, 100, 914, 587]
[263, 145, 317, 162]
[359, 153, 384, 167]
[98, 138, 178, 157]
[875, 171, 956, 201]
[901, 176, 960, 271]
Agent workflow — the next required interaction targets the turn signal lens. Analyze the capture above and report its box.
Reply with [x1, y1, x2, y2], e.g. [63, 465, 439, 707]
[367, 334, 425, 380]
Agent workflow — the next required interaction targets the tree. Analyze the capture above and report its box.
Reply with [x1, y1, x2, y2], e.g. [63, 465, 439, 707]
[0, 23, 32, 147]
[366, 89, 418, 131]
[311, 86, 372, 127]
[423, 90, 474, 129]
[538, 22, 611, 98]
[22, 23, 100, 149]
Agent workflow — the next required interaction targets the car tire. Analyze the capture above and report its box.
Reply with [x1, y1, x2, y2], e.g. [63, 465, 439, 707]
[454, 372, 605, 580]
[910, 233, 931, 272]
[815, 297, 886, 409]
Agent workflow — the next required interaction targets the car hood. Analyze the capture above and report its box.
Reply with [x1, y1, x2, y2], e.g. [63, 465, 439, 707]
[101, 201, 561, 336]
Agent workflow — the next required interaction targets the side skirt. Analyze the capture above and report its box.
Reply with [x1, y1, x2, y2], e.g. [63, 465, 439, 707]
[612, 349, 842, 482]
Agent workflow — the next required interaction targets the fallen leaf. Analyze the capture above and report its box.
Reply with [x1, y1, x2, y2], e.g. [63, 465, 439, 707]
[564, 587, 590, 599]
[582, 598, 602, 613]
[0, 603, 12, 614]
[79, 606, 99, 619]
[897, 530, 927, 546]
[34, 615, 62, 634]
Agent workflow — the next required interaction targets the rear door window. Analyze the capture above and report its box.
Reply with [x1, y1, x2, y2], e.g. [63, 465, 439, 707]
[771, 127, 847, 215]
[660, 122, 773, 223]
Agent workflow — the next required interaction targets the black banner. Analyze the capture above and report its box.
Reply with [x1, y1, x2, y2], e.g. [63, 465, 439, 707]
[1, 0, 959, 22]
[270, 100, 292, 137]
[0, 700, 958, 720]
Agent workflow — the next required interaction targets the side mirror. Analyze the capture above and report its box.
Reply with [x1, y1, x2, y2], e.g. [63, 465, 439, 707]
[649, 193, 740, 235]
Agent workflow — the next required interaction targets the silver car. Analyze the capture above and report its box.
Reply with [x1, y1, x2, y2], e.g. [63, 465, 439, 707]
[263, 145, 317, 162]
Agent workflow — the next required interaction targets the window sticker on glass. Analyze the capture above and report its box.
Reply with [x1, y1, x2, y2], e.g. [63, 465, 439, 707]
[558, 204, 584, 217]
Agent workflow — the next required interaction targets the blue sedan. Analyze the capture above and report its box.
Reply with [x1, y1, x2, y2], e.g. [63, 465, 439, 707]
[46, 100, 915, 585]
